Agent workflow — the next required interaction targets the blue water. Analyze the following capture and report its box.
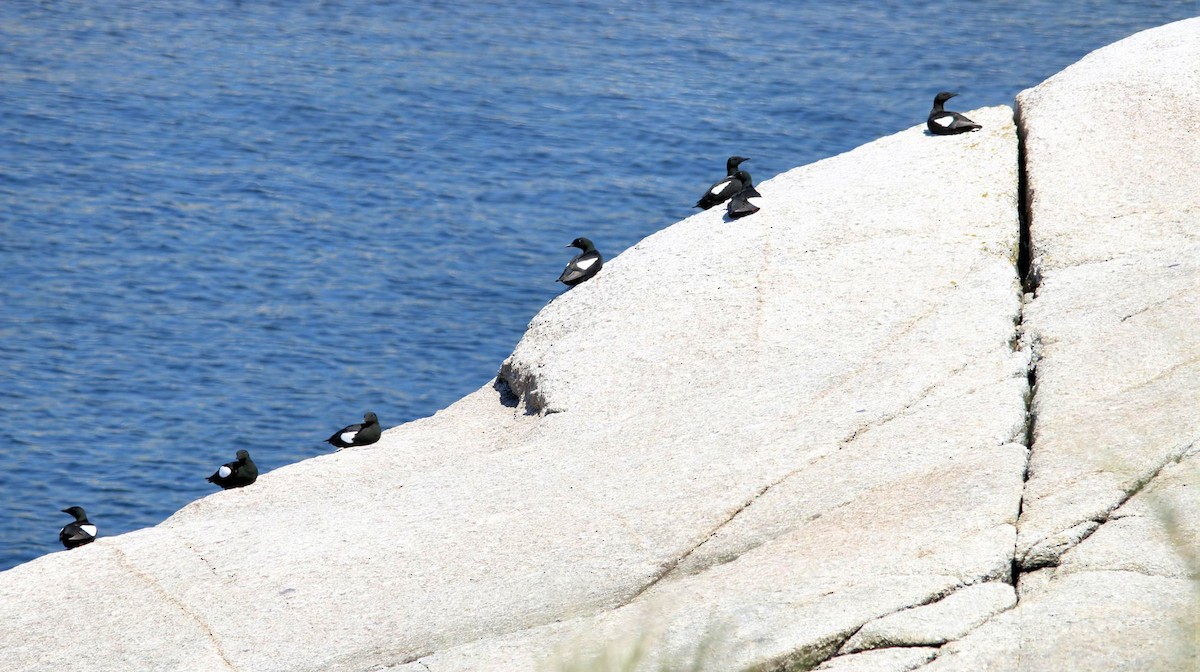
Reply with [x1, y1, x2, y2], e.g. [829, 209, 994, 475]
[0, 1, 1193, 571]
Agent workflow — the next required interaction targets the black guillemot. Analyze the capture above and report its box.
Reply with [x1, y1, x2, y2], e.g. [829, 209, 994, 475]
[558, 238, 603, 287]
[59, 506, 97, 549]
[695, 156, 750, 209]
[927, 92, 982, 135]
[326, 411, 382, 449]
[726, 171, 762, 219]
[206, 449, 259, 489]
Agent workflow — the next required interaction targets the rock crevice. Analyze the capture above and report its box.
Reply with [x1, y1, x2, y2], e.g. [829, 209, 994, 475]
[110, 545, 238, 672]
[1018, 439, 1198, 571]
[2, 20, 1198, 672]
[922, 17, 1200, 671]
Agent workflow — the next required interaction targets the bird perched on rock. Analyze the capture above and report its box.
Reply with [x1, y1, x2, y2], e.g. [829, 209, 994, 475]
[206, 449, 258, 489]
[59, 506, 97, 549]
[927, 91, 982, 135]
[558, 237, 603, 287]
[721, 155, 749, 177]
[326, 411, 381, 449]
[726, 171, 762, 219]
[695, 156, 750, 209]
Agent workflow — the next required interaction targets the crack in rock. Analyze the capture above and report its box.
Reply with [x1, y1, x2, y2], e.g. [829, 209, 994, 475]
[1056, 565, 1193, 581]
[1009, 326, 1038, 592]
[350, 647, 437, 671]
[838, 358, 974, 447]
[623, 482, 773, 605]
[178, 537, 221, 577]
[642, 356, 991, 591]
[818, 647, 944, 672]
[1010, 106, 1039, 598]
[396, 650, 435, 667]
[634, 362, 983, 591]
[1015, 106, 1039, 297]
[1019, 439, 1198, 571]
[750, 627, 861, 672]
[110, 545, 238, 671]
[808, 586, 972, 671]
[1119, 299, 1165, 323]
[895, 595, 1023, 671]
[838, 583, 1019, 660]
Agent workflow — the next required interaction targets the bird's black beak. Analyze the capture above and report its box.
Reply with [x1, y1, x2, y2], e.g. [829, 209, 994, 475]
[60, 509, 69, 514]
[565, 244, 574, 248]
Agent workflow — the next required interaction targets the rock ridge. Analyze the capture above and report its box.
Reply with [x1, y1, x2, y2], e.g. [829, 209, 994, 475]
[922, 17, 1199, 671]
[0, 18, 1197, 672]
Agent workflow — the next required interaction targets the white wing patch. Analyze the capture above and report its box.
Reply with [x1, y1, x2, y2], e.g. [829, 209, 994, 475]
[709, 179, 730, 196]
[932, 114, 954, 127]
[574, 257, 598, 271]
[340, 430, 358, 443]
[218, 465, 232, 478]
[80, 525, 97, 537]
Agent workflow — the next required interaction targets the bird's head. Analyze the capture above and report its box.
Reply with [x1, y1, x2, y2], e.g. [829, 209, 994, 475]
[236, 450, 251, 461]
[727, 156, 750, 173]
[567, 237, 595, 252]
[62, 506, 87, 520]
[934, 91, 959, 105]
[364, 411, 378, 424]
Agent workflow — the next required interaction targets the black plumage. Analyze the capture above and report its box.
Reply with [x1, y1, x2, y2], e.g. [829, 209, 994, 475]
[326, 411, 382, 449]
[722, 155, 750, 177]
[206, 449, 258, 489]
[726, 172, 762, 219]
[558, 237, 603, 287]
[927, 91, 982, 135]
[695, 156, 749, 209]
[59, 506, 97, 549]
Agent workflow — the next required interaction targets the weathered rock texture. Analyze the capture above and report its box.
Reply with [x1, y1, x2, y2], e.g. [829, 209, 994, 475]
[1, 19, 1196, 672]
[0, 104, 1024, 671]
[389, 105, 1025, 671]
[838, 583, 1016, 654]
[921, 17, 1200, 672]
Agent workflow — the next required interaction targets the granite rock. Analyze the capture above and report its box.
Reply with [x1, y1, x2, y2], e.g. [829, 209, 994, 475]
[816, 647, 939, 672]
[838, 583, 1016, 654]
[0, 104, 1023, 672]
[1014, 16, 1200, 572]
[924, 17, 1200, 672]
[4, 17, 1198, 670]
[392, 104, 1026, 672]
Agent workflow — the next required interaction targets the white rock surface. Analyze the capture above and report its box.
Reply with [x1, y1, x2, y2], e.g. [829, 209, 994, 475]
[925, 17, 1200, 672]
[1056, 454, 1198, 580]
[0, 104, 1023, 672]
[839, 582, 1015, 654]
[5, 18, 1199, 672]
[924, 571, 1196, 672]
[1014, 16, 1200, 572]
[816, 647, 939, 672]
[930, 452, 1200, 672]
